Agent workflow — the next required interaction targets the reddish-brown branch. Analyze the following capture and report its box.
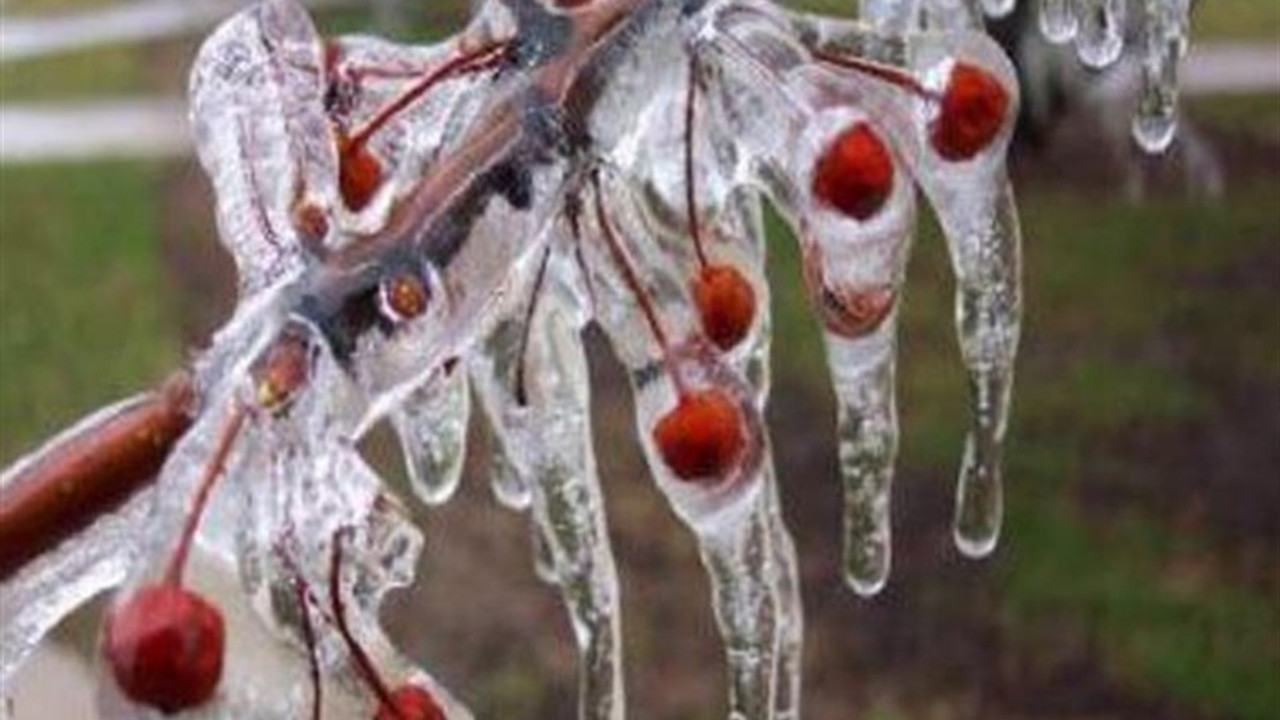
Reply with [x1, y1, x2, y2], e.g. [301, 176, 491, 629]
[0, 372, 196, 581]
[683, 52, 710, 270]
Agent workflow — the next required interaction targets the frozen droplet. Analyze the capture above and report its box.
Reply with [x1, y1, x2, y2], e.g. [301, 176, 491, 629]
[1038, 0, 1078, 43]
[1131, 0, 1188, 155]
[1131, 108, 1178, 154]
[1075, 0, 1126, 68]
[391, 365, 470, 506]
[981, 0, 1018, 20]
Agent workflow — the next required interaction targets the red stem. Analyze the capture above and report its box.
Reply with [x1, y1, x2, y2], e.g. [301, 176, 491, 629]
[683, 52, 709, 270]
[346, 41, 510, 150]
[276, 545, 324, 720]
[810, 48, 939, 101]
[514, 246, 553, 406]
[589, 173, 688, 397]
[164, 402, 248, 586]
[328, 528, 404, 718]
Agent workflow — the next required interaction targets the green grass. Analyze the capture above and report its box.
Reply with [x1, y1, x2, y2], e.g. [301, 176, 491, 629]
[1194, 0, 1280, 42]
[0, 161, 180, 463]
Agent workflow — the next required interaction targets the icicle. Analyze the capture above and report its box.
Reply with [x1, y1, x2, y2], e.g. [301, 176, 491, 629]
[1038, 0, 1078, 44]
[980, 0, 1017, 20]
[522, 290, 626, 720]
[762, 472, 801, 720]
[472, 238, 626, 720]
[391, 364, 471, 506]
[698, 507, 779, 720]
[826, 323, 901, 594]
[1075, 0, 1126, 68]
[1132, 0, 1189, 154]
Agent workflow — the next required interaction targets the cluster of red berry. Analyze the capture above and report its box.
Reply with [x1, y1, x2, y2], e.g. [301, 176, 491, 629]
[649, 57, 1008, 488]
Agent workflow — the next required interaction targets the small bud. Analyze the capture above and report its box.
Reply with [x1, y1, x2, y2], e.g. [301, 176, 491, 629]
[811, 122, 894, 221]
[929, 62, 1010, 161]
[379, 271, 430, 322]
[692, 264, 756, 351]
[252, 332, 312, 412]
[292, 200, 330, 246]
[653, 388, 746, 482]
[104, 584, 225, 715]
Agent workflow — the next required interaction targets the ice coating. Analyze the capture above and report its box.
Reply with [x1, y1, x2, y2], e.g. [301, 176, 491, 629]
[189, 0, 335, 298]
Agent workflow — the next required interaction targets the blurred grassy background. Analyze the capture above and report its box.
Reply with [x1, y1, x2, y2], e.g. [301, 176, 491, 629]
[1, 1, 1277, 719]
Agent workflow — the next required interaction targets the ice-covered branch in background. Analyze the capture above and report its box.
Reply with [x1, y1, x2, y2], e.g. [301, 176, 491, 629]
[0, 0, 1191, 714]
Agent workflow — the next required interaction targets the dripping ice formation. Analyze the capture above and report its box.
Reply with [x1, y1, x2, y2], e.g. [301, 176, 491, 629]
[974, 0, 1193, 154]
[0, 0, 1186, 716]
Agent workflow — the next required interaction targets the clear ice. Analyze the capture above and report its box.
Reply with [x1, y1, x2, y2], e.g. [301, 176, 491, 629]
[0, 0, 1192, 715]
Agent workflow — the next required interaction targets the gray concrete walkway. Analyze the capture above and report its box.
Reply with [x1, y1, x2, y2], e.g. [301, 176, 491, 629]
[0, 42, 1273, 162]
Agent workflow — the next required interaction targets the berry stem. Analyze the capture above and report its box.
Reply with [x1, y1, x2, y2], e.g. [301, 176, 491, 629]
[345, 40, 509, 150]
[164, 403, 249, 587]
[295, 573, 323, 720]
[810, 49, 940, 102]
[328, 528, 405, 718]
[0, 373, 195, 581]
[276, 543, 325, 720]
[589, 173, 688, 395]
[514, 246, 553, 407]
[683, 51, 710, 270]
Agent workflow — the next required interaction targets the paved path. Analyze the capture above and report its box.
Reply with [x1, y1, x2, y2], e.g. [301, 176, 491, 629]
[0, 0, 367, 61]
[1, 42, 1274, 162]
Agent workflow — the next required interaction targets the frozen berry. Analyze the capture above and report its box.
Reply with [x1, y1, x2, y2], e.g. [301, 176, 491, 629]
[104, 584, 225, 714]
[374, 684, 447, 720]
[929, 62, 1009, 161]
[339, 137, 383, 211]
[653, 389, 746, 481]
[811, 122, 894, 221]
[692, 264, 756, 351]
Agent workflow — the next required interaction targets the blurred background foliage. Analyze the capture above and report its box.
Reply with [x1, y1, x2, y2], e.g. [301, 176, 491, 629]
[0, 1, 1277, 719]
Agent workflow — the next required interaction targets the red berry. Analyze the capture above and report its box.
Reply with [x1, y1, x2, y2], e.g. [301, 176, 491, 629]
[929, 62, 1010, 161]
[811, 122, 894, 221]
[339, 137, 383, 211]
[104, 584, 225, 714]
[374, 684, 447, 720]
[653, 388, 746, 482]
[692, 264, 756, 351]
